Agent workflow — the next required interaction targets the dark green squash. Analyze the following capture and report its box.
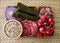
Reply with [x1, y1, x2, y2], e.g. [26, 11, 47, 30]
[12, 11, 37, 21]
[17, 2, 38, 16]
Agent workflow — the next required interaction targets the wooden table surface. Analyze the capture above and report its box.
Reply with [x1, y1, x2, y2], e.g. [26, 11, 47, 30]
[0, 0, 60, 43]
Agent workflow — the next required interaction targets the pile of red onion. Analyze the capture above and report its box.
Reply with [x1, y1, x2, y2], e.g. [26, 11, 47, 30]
[37, 7, 55, 38]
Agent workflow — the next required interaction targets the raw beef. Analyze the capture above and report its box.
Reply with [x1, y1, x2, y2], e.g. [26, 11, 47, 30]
[21, 20, 38, 36]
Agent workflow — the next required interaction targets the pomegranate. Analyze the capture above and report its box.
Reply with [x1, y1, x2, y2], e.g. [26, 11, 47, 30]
[40, 16, 48, 22]
[45, 27, 54, 37]
[37, 7, 55, 38]
[39, 27, 45, 33]
[45, 7, 50, 12]
[37, 19, 42, 27]
[48, 18, 54, 26]
[38, 32, 43, 38]
[40, 8, 45, 14]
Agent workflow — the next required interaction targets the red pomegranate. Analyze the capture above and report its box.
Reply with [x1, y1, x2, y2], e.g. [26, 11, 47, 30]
[37, 7, 55, 38]
[37, 19, 43, 27]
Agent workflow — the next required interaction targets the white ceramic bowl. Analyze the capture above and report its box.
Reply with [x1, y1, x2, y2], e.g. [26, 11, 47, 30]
[4, 19, 23, 39]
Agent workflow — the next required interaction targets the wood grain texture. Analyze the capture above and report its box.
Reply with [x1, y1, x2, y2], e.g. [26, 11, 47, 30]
[0, 0, 60, 43]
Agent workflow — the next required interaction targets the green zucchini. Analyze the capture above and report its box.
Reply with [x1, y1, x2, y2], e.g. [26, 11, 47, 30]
[17, 2, 38, 16]
[12, 11, 37, 21]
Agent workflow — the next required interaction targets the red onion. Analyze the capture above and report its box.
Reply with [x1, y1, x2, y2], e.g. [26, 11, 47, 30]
[5, 6, 22, 21]
[5, 6, 16, 20]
